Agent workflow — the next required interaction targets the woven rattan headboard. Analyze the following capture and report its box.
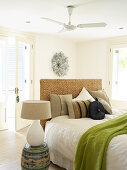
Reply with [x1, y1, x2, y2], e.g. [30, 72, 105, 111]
[40, 79, 102, 129]
[40, 79, 102, 100]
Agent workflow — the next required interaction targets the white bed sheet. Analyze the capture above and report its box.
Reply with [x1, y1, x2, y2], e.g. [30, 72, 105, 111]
[44, 109, 127, 170]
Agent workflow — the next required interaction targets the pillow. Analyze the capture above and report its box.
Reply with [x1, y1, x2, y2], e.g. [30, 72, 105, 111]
[50, 94, 61, 118]
[67, 101, 75, 119]
[97, 97, 112, 114]
[89, 100, 110, 120]
[89, 89, 111, 106]
[59, 94, 72, 116]
[50, 94, 72, 118]
[67, 100, 90, 119]
[73, 87, 95, 102]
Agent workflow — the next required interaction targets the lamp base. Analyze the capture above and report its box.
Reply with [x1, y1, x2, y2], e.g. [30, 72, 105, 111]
[27, 120, 44, 146]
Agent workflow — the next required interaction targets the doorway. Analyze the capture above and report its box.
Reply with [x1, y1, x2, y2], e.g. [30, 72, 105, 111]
[0, 36, 34, 131]
[108, 44, 127, 109]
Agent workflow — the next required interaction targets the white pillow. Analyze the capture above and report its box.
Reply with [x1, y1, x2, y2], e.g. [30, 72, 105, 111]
[73, 87, 95, 102]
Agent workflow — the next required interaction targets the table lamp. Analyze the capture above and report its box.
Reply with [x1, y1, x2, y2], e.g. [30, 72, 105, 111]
[21, 100, 51, 146]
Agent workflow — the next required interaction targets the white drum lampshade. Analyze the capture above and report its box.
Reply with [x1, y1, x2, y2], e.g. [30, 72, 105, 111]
[21, 100, 51, 146]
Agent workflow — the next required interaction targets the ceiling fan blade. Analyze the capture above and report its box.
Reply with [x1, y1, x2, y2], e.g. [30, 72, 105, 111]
[77, 22, 107, 28]
[58, 28, 67, 33]
[74, 0, 100, 7]
[41, 17, 64, 25]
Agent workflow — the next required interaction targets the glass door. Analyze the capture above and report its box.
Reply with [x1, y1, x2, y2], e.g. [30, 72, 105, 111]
[15, 38, 34, 131]
[108, 44, 127, 109]
[0, 37, 8, 130]
[112, 47, 127, 100]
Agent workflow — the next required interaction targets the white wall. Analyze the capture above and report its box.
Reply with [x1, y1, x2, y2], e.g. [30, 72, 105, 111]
[34, 36, 108, 99]
[76, 40, 108, 89]
[34, 34, 77, 99]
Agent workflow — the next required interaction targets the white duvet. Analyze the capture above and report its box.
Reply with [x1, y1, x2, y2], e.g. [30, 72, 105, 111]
[45, 109, 127, 170]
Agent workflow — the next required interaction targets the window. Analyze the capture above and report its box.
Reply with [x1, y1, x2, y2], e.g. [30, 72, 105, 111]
[112, 47, 127, 101]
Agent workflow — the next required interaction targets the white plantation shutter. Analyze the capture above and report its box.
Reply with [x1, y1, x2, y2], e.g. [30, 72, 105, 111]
[0, 38, 7, 130]
[7, 38, 16, 118]
[8, 40, 27, 101]
[8, 39, 16, 91]
[0, 40, 6, 102]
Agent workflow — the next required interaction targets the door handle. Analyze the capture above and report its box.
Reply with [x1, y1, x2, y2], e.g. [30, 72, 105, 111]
[15, 87, 19, 94]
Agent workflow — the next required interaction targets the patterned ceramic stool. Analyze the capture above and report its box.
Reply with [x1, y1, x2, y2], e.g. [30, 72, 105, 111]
[21, 142, 50, 170]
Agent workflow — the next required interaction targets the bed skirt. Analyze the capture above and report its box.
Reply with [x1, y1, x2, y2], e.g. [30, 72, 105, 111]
[50, 150, 73, 170]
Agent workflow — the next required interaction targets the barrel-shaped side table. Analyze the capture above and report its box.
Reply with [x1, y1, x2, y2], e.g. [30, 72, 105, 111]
[21, 143, 50, 170]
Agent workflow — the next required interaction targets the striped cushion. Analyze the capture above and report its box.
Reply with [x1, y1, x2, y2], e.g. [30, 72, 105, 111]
[67, 100, 90, 119]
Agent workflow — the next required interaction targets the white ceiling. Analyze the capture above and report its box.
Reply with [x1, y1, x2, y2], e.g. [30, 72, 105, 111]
[0, 0, 127, 42]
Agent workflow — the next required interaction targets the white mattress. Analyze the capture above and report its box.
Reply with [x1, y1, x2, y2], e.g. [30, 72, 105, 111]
[44, 109, 127, 170]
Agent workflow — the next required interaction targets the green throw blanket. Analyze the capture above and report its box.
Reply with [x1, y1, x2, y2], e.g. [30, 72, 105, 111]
[74, 113, 127, 170]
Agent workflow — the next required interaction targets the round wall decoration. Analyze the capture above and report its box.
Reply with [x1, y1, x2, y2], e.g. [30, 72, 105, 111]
[51, 51, 69, 77]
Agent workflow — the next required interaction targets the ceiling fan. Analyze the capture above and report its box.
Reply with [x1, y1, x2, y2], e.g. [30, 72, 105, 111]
[41, 5, 107, 32]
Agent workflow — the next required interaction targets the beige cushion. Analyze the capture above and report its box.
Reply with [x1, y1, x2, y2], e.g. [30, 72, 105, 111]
[50, 94, 61, 118]
[67, 100, 90, 119]
[97, 97, 112, 114]
[73, 87, 95, 102]
[59, 94, 72, 116]
[50, 94, 72, 118]
[89, 90, 111, 106]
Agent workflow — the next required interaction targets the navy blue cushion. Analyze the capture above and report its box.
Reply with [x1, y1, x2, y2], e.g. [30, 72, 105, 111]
[89, 99, 109, 120]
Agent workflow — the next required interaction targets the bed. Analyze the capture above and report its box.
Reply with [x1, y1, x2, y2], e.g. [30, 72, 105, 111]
[40, 79, 127, 170]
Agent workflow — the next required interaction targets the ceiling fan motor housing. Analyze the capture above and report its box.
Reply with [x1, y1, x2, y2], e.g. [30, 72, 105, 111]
[64, 24, 76, 31]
